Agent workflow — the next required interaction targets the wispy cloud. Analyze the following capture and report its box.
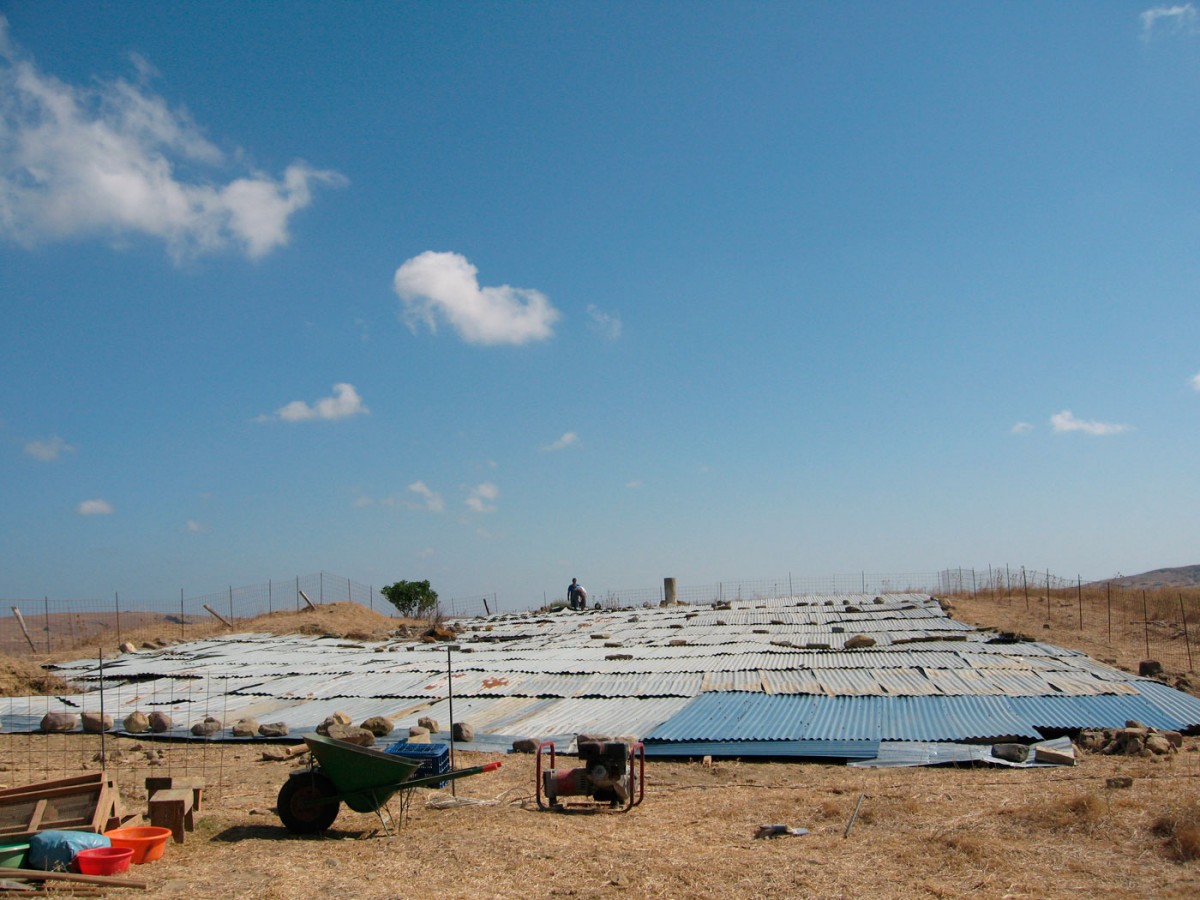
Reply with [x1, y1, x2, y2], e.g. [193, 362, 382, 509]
[0, 16, 343, 260]
[542, 431, 579, 452]
[77, 499, 113, 515]
[393, 251, 560, 345]
[625, 479, 643, 489]
[24, 435, 75, 461]
[1050, 410, 1130, 436]
[261, 383, 369, 423]
[1141, 4, 1199, 39]
[407, 480, 445, 513]
[586, 304, 622, 340]
[184, 519, 206, 533]
[1191, 371, 1200, 391]
[1011, 422, 1034, 435]
[466, 482, 499, 512]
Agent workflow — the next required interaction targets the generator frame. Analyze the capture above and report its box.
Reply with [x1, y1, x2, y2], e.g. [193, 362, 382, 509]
[535, 739, 645, 812]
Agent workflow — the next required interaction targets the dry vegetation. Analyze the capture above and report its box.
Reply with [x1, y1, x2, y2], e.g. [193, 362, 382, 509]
[0, 592, 1198, 896]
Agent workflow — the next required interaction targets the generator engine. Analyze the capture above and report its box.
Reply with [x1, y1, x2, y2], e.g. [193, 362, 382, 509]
[536, 739, 645, 811]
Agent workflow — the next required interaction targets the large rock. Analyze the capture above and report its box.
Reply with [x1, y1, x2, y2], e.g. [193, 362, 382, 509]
[452, 722, 475, 742]
[81, 712, 114, 734]
[326, 724, 374, 747]
[1139, 660, 1163, 677]
[417, 716, 439, 734]
[258, 722, 289, 738]
[316, 712, 353, 735]
[123, 711, 150, 734]
[191, 716, 222, 737]
[991, 743, 1029, 763]
[843, 635, 876, 649]
[40, 712, 77, 733]
[118, 642, 137, 654]
[1146, 733, 1174, 755]
[360, 716, 394, 737]
[148, 711, 173, 733]
[512, 738, 540, 754]
[405, 729, 431, 745]
[232, 718, 260, 738]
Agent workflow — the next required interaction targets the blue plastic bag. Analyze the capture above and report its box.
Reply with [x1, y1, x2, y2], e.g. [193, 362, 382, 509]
[28, 830, 111, 871]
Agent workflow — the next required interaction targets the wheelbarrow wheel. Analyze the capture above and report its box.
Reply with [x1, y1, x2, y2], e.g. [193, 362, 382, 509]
[277, 771, 341, 834]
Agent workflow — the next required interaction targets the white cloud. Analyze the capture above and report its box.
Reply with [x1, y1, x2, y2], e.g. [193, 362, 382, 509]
[77, 498, 113, 515]
[1191, 371, 1200, 391]
[393, 251, 560, 345]
[586, 304, 622, 340]
[1011, 422, 1034, 435]
[407, 480, 445, 513]
[185, 519, 206, 533]
[466, 482, 499, 513]
[0, 17, 344, 259]
[1141, 4, 1199, 39]
[625, 479, 643, 489]
[1050, 410, 1131, 436]
[353, 495, 374, 508]
[264, 383, 369, 423]
[24, 435, 75, 461]
[543, 431, 579, 452]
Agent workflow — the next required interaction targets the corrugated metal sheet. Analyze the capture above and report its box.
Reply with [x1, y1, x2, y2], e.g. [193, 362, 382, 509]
[29, 590, 1198, 751]
[643, 739, 880, 759]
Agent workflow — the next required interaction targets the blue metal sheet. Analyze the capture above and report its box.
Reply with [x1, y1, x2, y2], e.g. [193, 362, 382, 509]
[1006, 694, 1180, 731]
[643, 739, 880, 759]
[1135, 681, 1200, 730]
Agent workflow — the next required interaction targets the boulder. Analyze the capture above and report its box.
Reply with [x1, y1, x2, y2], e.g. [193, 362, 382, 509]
[148, 711, 173, 733]
[123, 711, 150, 734]
[361, 716, 394, 737]
[1138, 660, 1163, 677]
[1034, 744, 1076, 766]
[512, 738, 540, 753]
[452, 722, 475, 742]
[316, 712, 353, 735]
[232, 718, 260, 738]
[417, 716, 439, 734]
[118, 642, 137, 654]
[422, 625, 457, 642]
[405, 729, 431, 745]
[843, 635, 876, 649]
[191, 716, 222, 737]
[258, 722, 289, 738]
[326, 724, 375, 747]
[1146, 733, 1174, 755]
[40, 712, 77, 733]
[81, 712, 114, 734]
[991, 743, 1029, 763]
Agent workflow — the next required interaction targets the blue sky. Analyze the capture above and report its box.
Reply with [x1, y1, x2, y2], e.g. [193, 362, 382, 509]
[2, 2, 1199, 605]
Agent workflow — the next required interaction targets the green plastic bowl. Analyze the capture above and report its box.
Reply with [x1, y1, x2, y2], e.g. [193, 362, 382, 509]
[0, 842, 30, 868]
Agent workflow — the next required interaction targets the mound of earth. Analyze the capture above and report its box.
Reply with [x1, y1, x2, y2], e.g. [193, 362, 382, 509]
[0, 654, 73, 696]
[237, 601, 404, 640]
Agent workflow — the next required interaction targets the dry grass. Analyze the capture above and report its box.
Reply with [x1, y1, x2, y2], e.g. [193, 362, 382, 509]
[0, 734, 1196, 898]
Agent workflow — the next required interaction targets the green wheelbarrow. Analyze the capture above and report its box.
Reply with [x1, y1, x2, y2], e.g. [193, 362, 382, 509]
[276, 733, 501, 834]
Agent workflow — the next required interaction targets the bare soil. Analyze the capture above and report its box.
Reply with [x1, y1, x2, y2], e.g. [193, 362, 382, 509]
[0, 595, 1197, 896]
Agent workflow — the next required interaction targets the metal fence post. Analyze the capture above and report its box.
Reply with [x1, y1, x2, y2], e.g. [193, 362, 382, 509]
[1179, 593, 1193, 673]
[44, 596, 51, 653]
[115, 592, 121, 646]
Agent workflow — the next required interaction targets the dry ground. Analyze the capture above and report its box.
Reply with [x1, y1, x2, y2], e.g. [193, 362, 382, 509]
[0, 733, 1198, 899]
[2, 595, 1199, 897]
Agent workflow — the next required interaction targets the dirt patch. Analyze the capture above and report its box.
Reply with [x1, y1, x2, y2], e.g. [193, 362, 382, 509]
[0, 656, 71, 697]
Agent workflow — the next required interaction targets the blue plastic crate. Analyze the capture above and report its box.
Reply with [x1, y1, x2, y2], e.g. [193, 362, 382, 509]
[384, 741, 450, 788]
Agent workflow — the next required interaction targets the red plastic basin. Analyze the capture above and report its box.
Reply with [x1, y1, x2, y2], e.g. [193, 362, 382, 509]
[74, 846, 133, 875]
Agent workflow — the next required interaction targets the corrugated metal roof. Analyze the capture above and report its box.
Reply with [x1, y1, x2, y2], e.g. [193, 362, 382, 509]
[27, 590, 1200, 751]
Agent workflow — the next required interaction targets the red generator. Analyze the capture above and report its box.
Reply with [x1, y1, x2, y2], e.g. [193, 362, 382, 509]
[536, 739, 645, 811]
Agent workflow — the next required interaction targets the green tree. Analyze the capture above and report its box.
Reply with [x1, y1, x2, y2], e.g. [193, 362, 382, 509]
[380, 580, 439, 617]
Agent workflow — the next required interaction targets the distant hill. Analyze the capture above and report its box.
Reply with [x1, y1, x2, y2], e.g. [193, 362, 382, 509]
[1102, 565, 1200, 589]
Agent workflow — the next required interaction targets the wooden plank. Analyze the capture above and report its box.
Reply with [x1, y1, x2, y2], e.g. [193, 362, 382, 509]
[25, 800, 46, 833]
[0, 869, 148, 890]
[0, 774, 106, 800]
[9, 608, 38, 653]
[202, 604, 233, 627]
